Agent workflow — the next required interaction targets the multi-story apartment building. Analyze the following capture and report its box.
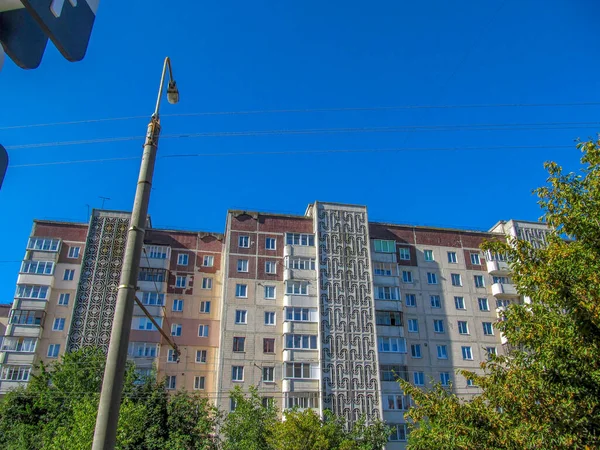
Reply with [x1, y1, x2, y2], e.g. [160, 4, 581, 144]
[0, 204, 546, 449]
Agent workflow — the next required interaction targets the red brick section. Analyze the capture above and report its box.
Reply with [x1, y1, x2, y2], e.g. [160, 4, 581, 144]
[415, 229, 462, 247]
[230, 213, 258, 232]
[196, 253, 220, 274]
[58, 242, 84, 264]
[130, 330, 161, 343]
[369, 224, 414, 244]
[169, 249, 197, 274]
[464, 249, 483, 271]
[167, 272, 194, 295]
[257, 256, 284, 281]
[258, 215, 313, 233]
[33, 222, 88, 241]
[257, 234, 284, 257]
[228, 256, 256, 280]
[229, 231, 257, 255]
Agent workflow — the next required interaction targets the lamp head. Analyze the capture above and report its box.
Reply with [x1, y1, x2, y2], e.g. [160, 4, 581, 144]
[167, 80, 179, 104]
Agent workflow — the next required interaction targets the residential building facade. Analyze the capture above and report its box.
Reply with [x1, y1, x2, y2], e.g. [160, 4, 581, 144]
[0, 204, 546, 449]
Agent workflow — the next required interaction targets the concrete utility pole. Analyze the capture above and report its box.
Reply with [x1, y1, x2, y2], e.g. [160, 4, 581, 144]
[92, 57, 179, 450]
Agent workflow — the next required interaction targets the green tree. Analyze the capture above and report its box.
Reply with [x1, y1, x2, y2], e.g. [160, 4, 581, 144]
[221, 386, 278, 450]
[0, 347, 219, 450]
[399, 138, 600, 449]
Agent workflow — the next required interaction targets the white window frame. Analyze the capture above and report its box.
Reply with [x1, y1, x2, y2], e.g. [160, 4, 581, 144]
[430, 295, 441, 308]
[264, 285, 276, 299]
[58, 293, 70, 306]
[171, 324, 182, 336]
[177, 253, 189, 266]
[486, 346, 497, 359]
[474, 275, 485, 288]
[264, 311, 276, 326]
[237, 259, 249, 272]
[235, 284, 248, 298]
[265, 261, 276, 274]
[375, 286, 399, 301]
[424, 249, 434, 261]
[478, 297, 489, 311]
[286, 281, 309, 296]
[447, 251, 457, 263]
[198, 324, 209, 337]
[20, 260, 54, 275]
[378, 336, 407, 353]
[398, 247, 411, 260]
[458, 320, 469, 335]
[440, 372, 451, 386]
[434, 319, 445, 333]
[373, 262, 396, 276]
[200, 301, 211, 314]
[411, 344, 422, 358]
[47, 344, 60, 358]
[407, 319, 419, 333]
[286, 233, 315, 246]
[483, 322, 494, 336]
[265, 237, 276, 250]
[437, 345, 448, 359]
[238, 236, 250, 248]
[405, 294, 416, 307]
[201, 277, 212, 289]
[374, 239, 395, 253]
[167, 349, 178, 363]
[427, 272, 438, 284]
[235, 310, 247, 324]
[462, 346, 473, 360]
[175, 275, 187, 288]
[413, 371, 425, 386]
[203, 255, 214, 267]
[166, 375, 176, 390]
[172, 299, 184, 312]
[63, 269, 75, 281]
[285, 334, 318, 350]
[470, 253, 481, 265]
[262, 367, 275, 382]
[232, 366, 244, 381]
[52, 318, 65, 331]
[194, 376, 205, 390]
[451, 273, 462, 286]
[401, 270, 413, 283]
[196, 350, 207, 363]
[454, 296, 465, 310]
[27, 238, 60, 252]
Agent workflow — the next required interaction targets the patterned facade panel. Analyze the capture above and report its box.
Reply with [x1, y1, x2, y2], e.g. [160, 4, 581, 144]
[67, 211, 129, 352]
[315, 203, 382, 425]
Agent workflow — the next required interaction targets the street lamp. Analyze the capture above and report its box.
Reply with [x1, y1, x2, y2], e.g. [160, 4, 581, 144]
[92, 57, 179, 450]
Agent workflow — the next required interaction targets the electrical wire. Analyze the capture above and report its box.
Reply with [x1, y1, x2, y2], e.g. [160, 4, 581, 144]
[8, 144, 574, 169]
[5, 121, 600, 151]
[2, 101, 600, 130]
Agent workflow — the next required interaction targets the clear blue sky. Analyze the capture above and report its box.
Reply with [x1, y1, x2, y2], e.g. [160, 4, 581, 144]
[1, 0, 599, 302]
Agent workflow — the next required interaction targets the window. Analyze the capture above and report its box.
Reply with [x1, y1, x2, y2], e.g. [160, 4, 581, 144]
[286, 393, 319, 409]
[63, 269, 75, 281]
[411, 344, 422, 358]
[286, 233, 315, 246]
[413, 371, 425, 386]
[447, 251, 457, 263]
[238, 236, 250, 248]
[483, 322, 494, 335]
[230, 398, 237, 411]
[177, 253, 189, 266]
[232, 366, 244, 381]
[27, 238, 60, 252]
[462, 346, 473, 360]
[286, 281, 308, 295]
[198, 325, 209, 337]
[430, 295, 441, 308]
[402, 271, 413, 283]
[145, 245, 169, 259]
[196, 350, 207, 363]
[437, 345, 448, 359]
[374, 239, 395, 253]
[440, 372, 451, 386]
[493, 276, 510, 284]
[194, 376, 205, 390]
[136, 317, 161, 331]
[203, 255, 214, 267]
[285, 363, 315, 379]
[398, 247, 411, 260]
[467, 378, 476, 387]
[375, 311, 403, 326]
[286, 307, 315, 322]
[404, 294, 416, 307]
[58, 293, 70, 306]
[427, 272, 438, 284]
[451, 273, 462, 286]
[265, 237, 276, 250]
[201, 278, 212, 289]
[458, 320, 469, 335]
[497, 299, 510, 308]
[424, 249, 434, 261]
[470, 253, 481, 265]
[140, 292, 165, 306]
[47, 344, 60, 358]
[233, 337, 246, 352]
[474, 275, 485, 288]
[0, 365, 31, 381]
[200, 301, 211, 313]
[175, 275, 187, 288]
[386, 394, 410, 411]
[288, 258, 316, 270]
[166, 375, 176, 390]
[433, 319, 445, 333]
[235, 310, 247, 324]
[172, 299, 184, 312]
[9, 310, 43, 326]
[171, 324, 182, 336]
[237, 259, 249, 272]
[20, 260, 54, 275]
[381, 365, 408, 382]
[263, 338, 275, 353]
[373, 262, 395, 276]
[375, 286, 399, 300]
[235, 284, 248, 298]
[285, 334, 318, 350]
[265, 261, 276, 274]
[264, 285, 276, 299]
[264, 311, 275, 325]
[1, 337, 37, 353]
[407, 319, 419, 333]
[263, 367, 275, 382]
[389, 424, 408, 442]
[16, 284, 48, 299]
[53, 318, 65, 331]
[378, 337, 407, 353]
[167, 349, 178, 362]
[486, 347, 497, 359]
[454, 296, 465, 310]
[128, 342, 157, 358]
[138, 268, 165, 282]
[478, 297, 489, 311]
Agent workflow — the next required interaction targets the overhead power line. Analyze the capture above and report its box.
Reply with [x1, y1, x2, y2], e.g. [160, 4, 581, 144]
[5, 121, 600, 151]
[2, 101, 600, 131]
[9, 144, 573, 169]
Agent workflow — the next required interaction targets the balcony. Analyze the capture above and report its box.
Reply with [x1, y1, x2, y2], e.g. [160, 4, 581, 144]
[0, 351, 36, 365]
[491, 282, 519, 299]
[486, 259, 510, 276]
[0, 380, 29, 395]
[284, 268, 315, 281]
[284, 294, 317, 308]
[282, 378, 320, 393]
[283, 321, 318, 334]
[6, 324, 43, 338]
[15, 299, 48, 310]
[282, 349, 319, 362]
[16, 273, 55, 287]
[283, 245, 316, 259]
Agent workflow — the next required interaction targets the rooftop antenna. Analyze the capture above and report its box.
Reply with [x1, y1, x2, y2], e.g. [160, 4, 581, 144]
[99, 196, 111, 209]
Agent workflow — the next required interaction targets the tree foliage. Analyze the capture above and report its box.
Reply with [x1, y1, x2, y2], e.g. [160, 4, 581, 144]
[399, 138, 600, 449]
[0, 347, 219, 450]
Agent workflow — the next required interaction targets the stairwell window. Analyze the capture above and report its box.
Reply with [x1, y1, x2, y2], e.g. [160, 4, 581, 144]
[63, 269, 75, 281]
[398, 247, 411, 260]
[58, 293, 70, 306]
[52, 318, 65, 331]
